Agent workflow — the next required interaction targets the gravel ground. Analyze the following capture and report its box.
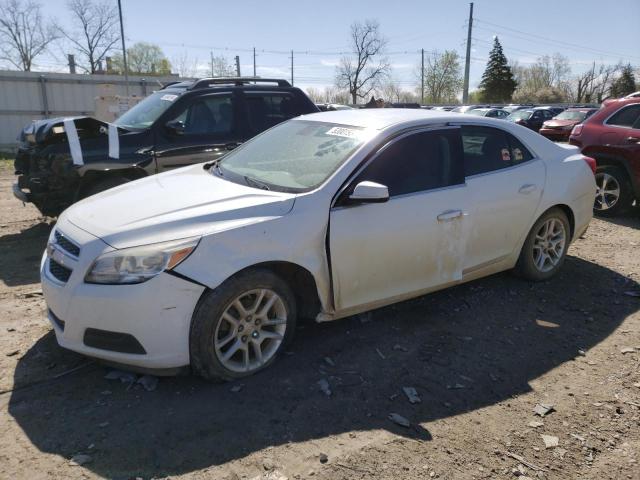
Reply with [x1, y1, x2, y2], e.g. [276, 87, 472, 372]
[0, 160, 638, 480]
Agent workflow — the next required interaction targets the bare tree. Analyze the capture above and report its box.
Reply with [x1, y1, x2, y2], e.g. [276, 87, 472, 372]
[0, 0, 59, 71]
[512, 53, 572, 102]
[172, 51, 200, 78]
[61, 0, 120, 73]
[335, 19, 389, 104]
[418, 50, 463, 103]
[570, 62, 623, 103]
[210, 55, 235, 77]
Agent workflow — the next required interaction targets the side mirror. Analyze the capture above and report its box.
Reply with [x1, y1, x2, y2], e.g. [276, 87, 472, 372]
[165, 120, 185, 136]
[348, 181, 389, 204]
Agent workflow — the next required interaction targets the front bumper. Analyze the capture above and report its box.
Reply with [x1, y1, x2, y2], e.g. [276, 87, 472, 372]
[41, 218, 206, 369]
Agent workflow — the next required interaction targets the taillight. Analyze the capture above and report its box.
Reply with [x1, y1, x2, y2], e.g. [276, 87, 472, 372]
[571, 124, 583, 136]
[583, 156, 596, 174]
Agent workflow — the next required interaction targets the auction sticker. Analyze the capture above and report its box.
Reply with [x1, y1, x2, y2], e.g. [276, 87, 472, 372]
[160, 94, 178, 102]
[326, 126, 361, 138]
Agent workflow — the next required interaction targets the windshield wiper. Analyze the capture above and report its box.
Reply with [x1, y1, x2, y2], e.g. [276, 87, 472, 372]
[204, 159, 224, 177]
[243, 176, 270, 190]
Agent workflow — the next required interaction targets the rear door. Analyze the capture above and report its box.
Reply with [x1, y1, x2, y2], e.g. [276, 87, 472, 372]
[604, 104, 640, 185]
[329, 127, 469, 311]
[154, 91, 243, 172]
[460, 125, 545, 275]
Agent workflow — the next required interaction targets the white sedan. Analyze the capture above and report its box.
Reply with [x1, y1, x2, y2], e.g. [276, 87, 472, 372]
[41, 109, 596, 380]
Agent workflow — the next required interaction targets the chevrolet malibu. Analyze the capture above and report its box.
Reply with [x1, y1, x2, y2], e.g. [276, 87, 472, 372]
[42, 109, 596, 380]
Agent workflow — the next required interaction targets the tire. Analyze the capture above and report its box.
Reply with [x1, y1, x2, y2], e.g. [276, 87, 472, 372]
[593, 166, 633, 217]
[81, 176, 130, 198]
[515, 208, 571, 282]
[190, 268, 297, 381]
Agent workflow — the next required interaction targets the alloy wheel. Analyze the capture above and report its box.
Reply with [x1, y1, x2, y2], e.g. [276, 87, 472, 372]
[214, 289, 287, 373]
[532, 218, 566, 273]
[594, 172, 620, 211]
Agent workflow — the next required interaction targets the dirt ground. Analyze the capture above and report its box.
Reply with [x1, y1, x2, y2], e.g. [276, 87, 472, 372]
[0, 160, 638, 480]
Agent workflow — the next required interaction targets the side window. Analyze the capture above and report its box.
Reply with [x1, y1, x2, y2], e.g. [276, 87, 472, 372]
[168, 95, 234, 136]
[607, 105, 640, 128]
[354, 129, 463, 197]
[461, 126, 534, 176]
[245, 93, 299, 134]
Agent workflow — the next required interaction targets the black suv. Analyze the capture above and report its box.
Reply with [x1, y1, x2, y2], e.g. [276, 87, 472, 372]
[13, 77, 319, 216]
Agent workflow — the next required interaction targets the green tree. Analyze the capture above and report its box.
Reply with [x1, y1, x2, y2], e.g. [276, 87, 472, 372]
[111, 42, 171, 75]
[478, 37, 517, 103]
[610, 64, 636, 98]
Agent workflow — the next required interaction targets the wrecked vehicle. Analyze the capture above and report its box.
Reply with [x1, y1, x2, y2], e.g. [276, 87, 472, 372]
[13, 77, 319, 217]
[41, 109, 595, 380]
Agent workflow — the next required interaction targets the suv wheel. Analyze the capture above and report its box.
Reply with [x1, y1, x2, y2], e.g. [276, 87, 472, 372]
[190, 269, 297, 381]
[594, 166, 633, 216]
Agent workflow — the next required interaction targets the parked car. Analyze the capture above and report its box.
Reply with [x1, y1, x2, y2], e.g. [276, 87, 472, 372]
[316, 103, 353, 111]
[13, 77, 319, 217]
[465, 107, 510, 119]
[503, 104, 534, 113]
[451, 105, 489, 113]
[537, 106, 566, 117]
[540, 108, 599, 142]
[569, 97, 640, 215]
[42, 109, 595, 380]
[507, 108, 555, 132]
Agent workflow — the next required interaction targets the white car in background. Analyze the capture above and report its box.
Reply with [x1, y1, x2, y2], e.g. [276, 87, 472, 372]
[41, 109, 596, 380]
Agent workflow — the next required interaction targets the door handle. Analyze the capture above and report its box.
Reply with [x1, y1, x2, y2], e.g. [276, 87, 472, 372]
[625, 137, 640, 145]
[519, 184, 537, 194]
[437, 209, 463, 222]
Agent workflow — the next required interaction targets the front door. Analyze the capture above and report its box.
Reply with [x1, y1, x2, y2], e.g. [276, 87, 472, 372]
[329, 127, 469, 312]
[154, 92, 242, 172]
[459, 125, 545, 274]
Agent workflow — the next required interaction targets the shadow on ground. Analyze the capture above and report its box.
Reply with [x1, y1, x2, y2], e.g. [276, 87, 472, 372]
[0, 221, 51, 287]
[596, 205, 640, 229]
[8, 256, 639, 478]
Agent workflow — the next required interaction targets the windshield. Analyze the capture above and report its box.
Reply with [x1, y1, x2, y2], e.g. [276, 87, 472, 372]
[509, 110, 532, 120]
[114, 90, 181, 129]
[217, 120, 371, 193]
[555, 110, 587, 121]
[467, 109, 487, 116]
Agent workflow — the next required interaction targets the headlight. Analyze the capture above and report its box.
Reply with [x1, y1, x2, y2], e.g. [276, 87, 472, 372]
[85, 238, 199, 284]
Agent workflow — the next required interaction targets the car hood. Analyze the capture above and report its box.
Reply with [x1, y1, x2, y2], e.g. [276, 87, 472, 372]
[543, 119, 578, 128]
[64, 164, 296, 249]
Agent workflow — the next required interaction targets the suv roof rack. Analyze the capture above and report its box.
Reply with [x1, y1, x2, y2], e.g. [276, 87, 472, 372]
[160, 81, 185, 90]
[188, 77, 292, 90]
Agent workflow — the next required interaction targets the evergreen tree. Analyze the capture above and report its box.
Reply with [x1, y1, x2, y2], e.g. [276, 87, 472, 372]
[478, 37, 517, 103]
[610, 64, 636, 98]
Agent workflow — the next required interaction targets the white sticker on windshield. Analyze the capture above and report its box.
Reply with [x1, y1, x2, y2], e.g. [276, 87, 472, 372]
[160, 94, 178, 102]
[326, 126, 360, 138]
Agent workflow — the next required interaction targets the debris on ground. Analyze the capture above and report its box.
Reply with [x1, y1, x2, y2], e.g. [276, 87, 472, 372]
[620, 347, 636, 354]
[69, 454, 92, 466]
[323, 356, 335, 367]
[528, 420, 544, 428]
[375, 348, 386, 360]
[541, 434, 559, 449]
[136, 374, 158, 392]
[5, 350, 19, 357]
[392, 344, 408, 352]
[104, 369, 136, 383]
[623, 290, 640, 297]
[388, 413, 411, 428]
[533, 403, 555, 417]
[317, 378, 332, 397]
[402, 386, 421, 404]
[319, 453, 328, 464]
[230, 384, 244, 393]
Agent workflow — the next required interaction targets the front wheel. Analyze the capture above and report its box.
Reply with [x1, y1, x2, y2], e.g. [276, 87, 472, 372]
[515, 208, 570, 281]
[190, 269, 297, 381]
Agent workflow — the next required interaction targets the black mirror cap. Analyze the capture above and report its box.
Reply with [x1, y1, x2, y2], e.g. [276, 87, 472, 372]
[165, 120, 185, 135]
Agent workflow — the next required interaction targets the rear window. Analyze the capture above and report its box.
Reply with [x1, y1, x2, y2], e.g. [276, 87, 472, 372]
[509, 110, 532, 120]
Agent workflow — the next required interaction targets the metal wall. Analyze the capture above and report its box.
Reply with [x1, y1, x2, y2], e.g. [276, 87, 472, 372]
[0, 70, 181, 150]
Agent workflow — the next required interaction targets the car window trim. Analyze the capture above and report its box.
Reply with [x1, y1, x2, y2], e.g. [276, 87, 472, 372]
[603, 104, 640, 129]
[331, 125, 462, 209]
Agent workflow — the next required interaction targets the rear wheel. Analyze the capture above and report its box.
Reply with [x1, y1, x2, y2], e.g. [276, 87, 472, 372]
[515, 208, 570, 281]
[190, 269, 296, 381]
[594, 166, 633, 216]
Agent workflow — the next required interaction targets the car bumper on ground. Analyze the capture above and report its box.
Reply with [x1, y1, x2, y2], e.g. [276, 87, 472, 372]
[41, 219, 206, 369]
[12, 183, 31, 203]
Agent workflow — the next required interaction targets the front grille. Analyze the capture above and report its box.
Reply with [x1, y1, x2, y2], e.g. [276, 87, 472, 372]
[54, 230, 80, 257]
[49, 258, 72, 283]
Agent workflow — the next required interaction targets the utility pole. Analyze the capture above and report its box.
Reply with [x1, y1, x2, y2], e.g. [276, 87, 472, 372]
[462, 2, 474, 104]
[421, 48, 424, 104]
[253, 47, 256, 77]
[210, 51, 214, 77]
[290, 50, 294, 86]
[68, 54, 76, 74]
[235, 55, 241, 76]
[117, 0, 129, 97]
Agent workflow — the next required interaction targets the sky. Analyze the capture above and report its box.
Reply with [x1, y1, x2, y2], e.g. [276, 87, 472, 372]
[31, 0, 640, 95]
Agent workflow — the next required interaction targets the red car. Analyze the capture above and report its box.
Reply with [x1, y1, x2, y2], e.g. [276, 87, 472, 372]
[569, 98, 640, 215]
[540, 108, 598, 142]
